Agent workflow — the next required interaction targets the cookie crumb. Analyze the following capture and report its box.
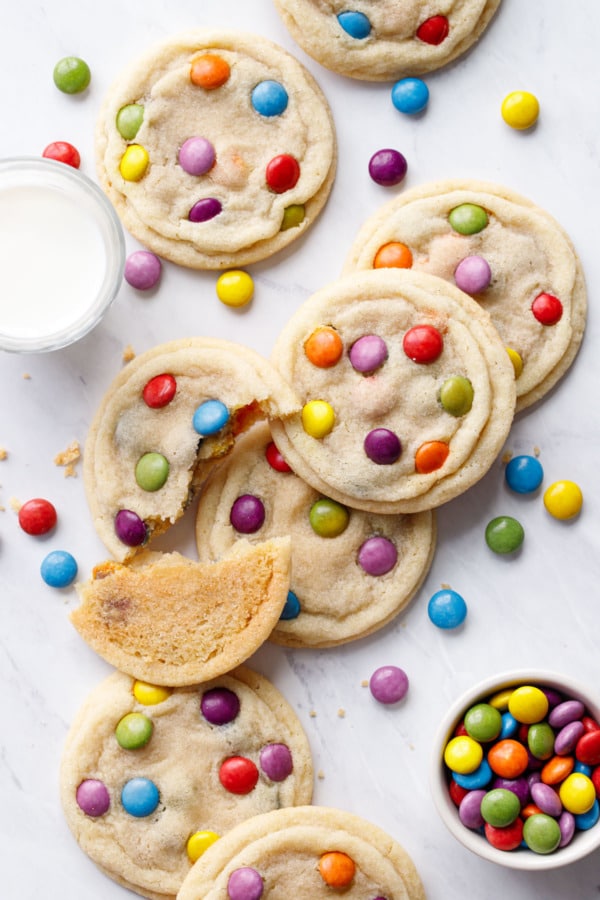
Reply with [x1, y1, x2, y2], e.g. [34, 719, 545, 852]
[9, 496, 21, 512]
[317, 769, 325, 780]
[122, 344, 136, 363]
[0, 447, 7, 460]
[501, 450, 512, 464]
[440, 582, 451, 589]
[309, 709, 317, 718]
[54, 440, 81, 477]
[23, 372, 31, 380]
[361, 679, 369, 688]
[534, 446, 541, 457]
[337, 708, 346, 718]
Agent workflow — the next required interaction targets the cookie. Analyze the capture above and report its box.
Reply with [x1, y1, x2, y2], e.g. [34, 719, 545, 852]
[196, 423, 436, 648]
[95, 29, 336, 268]
[344, 179, 587, 411]
[177, 805, 426, 899]
[269, 268, 516, 514]
[60, 667, 313, 900]
[70, 539, 291, 686]
[83, 337, 300, 562]
[273, 0, 501, 81]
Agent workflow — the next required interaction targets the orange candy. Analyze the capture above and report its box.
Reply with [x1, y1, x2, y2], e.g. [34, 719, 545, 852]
[521, 803, 543, 819]
[414, 440, 449, 474]
[373, 241, 413, 269]
[541, 754, 575, 785]
[487, 739, 529, 778]
[318, 851, 356, 887]
[304, 326, 343, 368]
[190, 53, 231, 89]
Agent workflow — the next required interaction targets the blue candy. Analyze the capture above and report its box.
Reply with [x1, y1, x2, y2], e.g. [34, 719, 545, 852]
[280, 590, 301, 620]
[121, 777, 160, 817]
[40, 549, 78, 588]
[391, 77, 430, 115]
[337, 11, 371, 39]
[193, 399, 229, 436]
[500, 711, 519, 739]
[453, 758, 493, 790]
[427, 589, 467, 629]
[575, 799, 600, 831]
[251, 80, 289, 117]
[505, 454, 544, 494]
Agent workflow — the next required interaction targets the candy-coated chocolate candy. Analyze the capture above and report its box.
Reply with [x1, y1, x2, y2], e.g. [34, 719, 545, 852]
[230, 494, 266, 533]
[193, 399, 229, 435]
[178, 136, 216, 176]
[42, 141, 80, 168]
[559, 773, 596, 814]
[201, 687, 240, 725]
[439, 375, 474, 417]
[318, 850, 356, 887]
[357, 536, 398, 576]
[527, 721, 555, 759]
[308, 497, 349, 538]
[428, 588, 467, 629]
[484, 817, 523, 851]
[391, 77, 429, 115]
[464, 703, 502, 743]
[135, 452, 169, 492]
[575, 798, 600, 830]
[554, 720, 585, 756]
[53, 56, 91, 93]
[485, 515, 524, 554]
[492, 776, 529, 807]
[549, 699, 585, 729]
[500, 712, 518, 739]
[18, 497, 57, 535]
[266, 154, 300, 193]
[480, 788, 521, 827]
[543, 480, 583, 520]
[505, 455, 543, 494]
[119, 144, 149, 182]
[576, 730, 600, 766]
[574, 761, 592, 776]
[501, 90, 540, 130]
[487, 739, 529, 778]
[506, 346, 523, 378]
[190, 54, 230, 89]
[369, 665, 409, 705]
[558, 810, 576, 847]
[489, 689, 513, 712]
[541, 755, 575, 785]
[581, 716, 600, 733]
[265, 441, 291, 473]
[453, 758, 493, 790]
[416, 14, 449, 45]
[281, 204, 305, 230]
[189, 197, 222, 222]
[530, 781, 562, 817]
[251, 80, 288, 117]
[522, 813, 561, 854]
[337, 10, 371, 39]
[364, 428, 402, 465]
[227, 866, 264, 900]
[259, 743, 293, 781]
[449, 778, 469, 807]
[280, 590, 301, 620]
[133, 681, 171, 705]
[444, 735, 483, 775]
[116, 104, 144, 140]
[454, 255, 491, 294]
[368, 148, 407, 187]
[121, 777, 159, 817]
[114, 509, 146, 546]
[448, 203, 488, 235]
[403, 324, 443, 363]
[349, 334, 388, 373]
[521, 802, 543, 819]
[219, 756, 259, 794]
[142, 373, 176, 409]
[373, 241, 413, 269]
[459, 789, 486, 829]
[532, 292, 563, 325]
[186, 830, 220, 863]
[509, 686, 549, 724]
[216, 270, 254, 308]
[414, 440, 449, 473]
[115, 712, 153, 750]
[76, 779, 110, 817]
[124, 250, 162, 290]
[40, 549, 77, 587]
[301, 400, 335, 438]
[304, 326, 343, 368]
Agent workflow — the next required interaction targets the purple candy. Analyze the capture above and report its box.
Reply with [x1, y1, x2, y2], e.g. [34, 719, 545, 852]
[189, 197, 222, 222]
[548, 699, 585, 729]
[558, 811, 576, 847]
[554, 720, 585, 755]
[76, 779, 110, 817]
[358, 536, 398, 576]
[114, 509, 147, 547]
[542, 687, 564, 709]
[364, 428, 401, 465]
[369, 665, 409, 704]
[349, 334, 388, 373]
[259, 743, 293, 781]
[368, 148, 407, 186]
[492, 776, 529, 807]
[201, 687, 240, 725]
[454, 255, 491, 294]
[124, 250, 162, 290]
[230, 494, 265, 533]
[227, 867, 264, 900]
[178, 136, 216, 176]
[527, 771, 542, 790]
[531, 782, 563, 817]
[459, 789, 486, 829]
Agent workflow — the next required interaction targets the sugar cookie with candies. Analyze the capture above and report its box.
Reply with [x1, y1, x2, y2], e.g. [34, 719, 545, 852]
[196, 423, 436, 648]
[95, 29, 336, 268]
[177, 805, 426, 900]
[269, 268, 516, 514]
[83, 337, 300, 562]
[60, 667, 313, 900]
[345, 179, 587, 411]
[272, 0, 501, 80]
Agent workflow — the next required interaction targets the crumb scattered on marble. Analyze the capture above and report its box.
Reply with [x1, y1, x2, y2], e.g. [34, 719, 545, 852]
[317, 770, 325, 780]
[0, 448, 7, 460]
[122, 344, 136, 363]
[440, 582, 451, 589]
[337, 708, 346, 718]
[309, 710, 317, 718]
[23, 373, 31, 380]
[501, 450, 512, 464]
[9, 497, 21, 512]
[54, 440, 81, 477]
[534, 446, 541, 457]
[361, 679, 369, 688]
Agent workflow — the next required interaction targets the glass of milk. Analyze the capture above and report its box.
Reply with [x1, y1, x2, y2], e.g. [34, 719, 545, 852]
[0, 157, 125, 352]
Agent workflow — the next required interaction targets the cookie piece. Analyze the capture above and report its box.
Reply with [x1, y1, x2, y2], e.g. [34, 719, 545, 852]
[178, 805, 426, 899]
[273, 0, 501, 81]
[269, 268, 516, 514]
[70, 539, 290, 685]
[96, 29, 336, 268]
[345, 179, 587, 411]
[83, 337, 300, 562]
[60, 667, 313, 900]
[196, 423, 436, 648]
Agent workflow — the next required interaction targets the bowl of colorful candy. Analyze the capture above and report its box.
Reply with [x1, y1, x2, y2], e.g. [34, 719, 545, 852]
[430, 670, 600, 869]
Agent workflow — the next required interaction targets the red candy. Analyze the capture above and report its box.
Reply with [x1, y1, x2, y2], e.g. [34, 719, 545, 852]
[18, 498, 57, 535]
[219, 756, 259, 794]
[265, 441, 291, 473]
[484, 817, 524, 851]
[42, 141, 81, 168]
[402, 324, 444, 363]
[531, 292, 563, 325]
[575, 731, 600, 766]
[416, 15, 450, 45]
[449, 778, 469, 807]
[266, 154, 300, 193]
[142, 374, 177, 408]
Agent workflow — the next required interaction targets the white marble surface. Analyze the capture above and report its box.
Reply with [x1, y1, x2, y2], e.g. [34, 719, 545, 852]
[2, 1, 600, 897]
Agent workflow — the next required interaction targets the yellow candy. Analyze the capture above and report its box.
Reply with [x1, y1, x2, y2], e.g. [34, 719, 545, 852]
[216, 270, 254, 308]
[443, 735, 483, 775]
[501, 90, 540, 130]
[186, 830, 220, 862]
[281, 204, 305, 231]
[505, 346, 523, 379]
[488, 688, 514, 712]
[301, 400, 335, 438]
[559, 773, 596, 815]
[133, 680, 172, 705]
[543, 480, 583, 520]
[119, 144, 149, 181]
[508, 685, 549, 724]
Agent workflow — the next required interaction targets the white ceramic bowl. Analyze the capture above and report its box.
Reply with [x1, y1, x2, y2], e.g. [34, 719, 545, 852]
[430, 669, 600, 870]
[0, 156, 125, 352]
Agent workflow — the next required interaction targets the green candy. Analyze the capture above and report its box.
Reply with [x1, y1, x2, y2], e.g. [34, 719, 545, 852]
[309, 498, 350, 537]
[281, 204, 305, 231]
[439, 375, 474, 417]
[485, 516, 525, 554]
[527, 721, 555, 760]
[480, 788, 521, 828]
[115, 712, 153, 750]
[448, 203, 488, 235]
[116, 103, 145, 140]
[53, 56, 91, 94]
[135, 452, 169, 492]
[464, 702, 502, 743]
[523, 813, 561, 854]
